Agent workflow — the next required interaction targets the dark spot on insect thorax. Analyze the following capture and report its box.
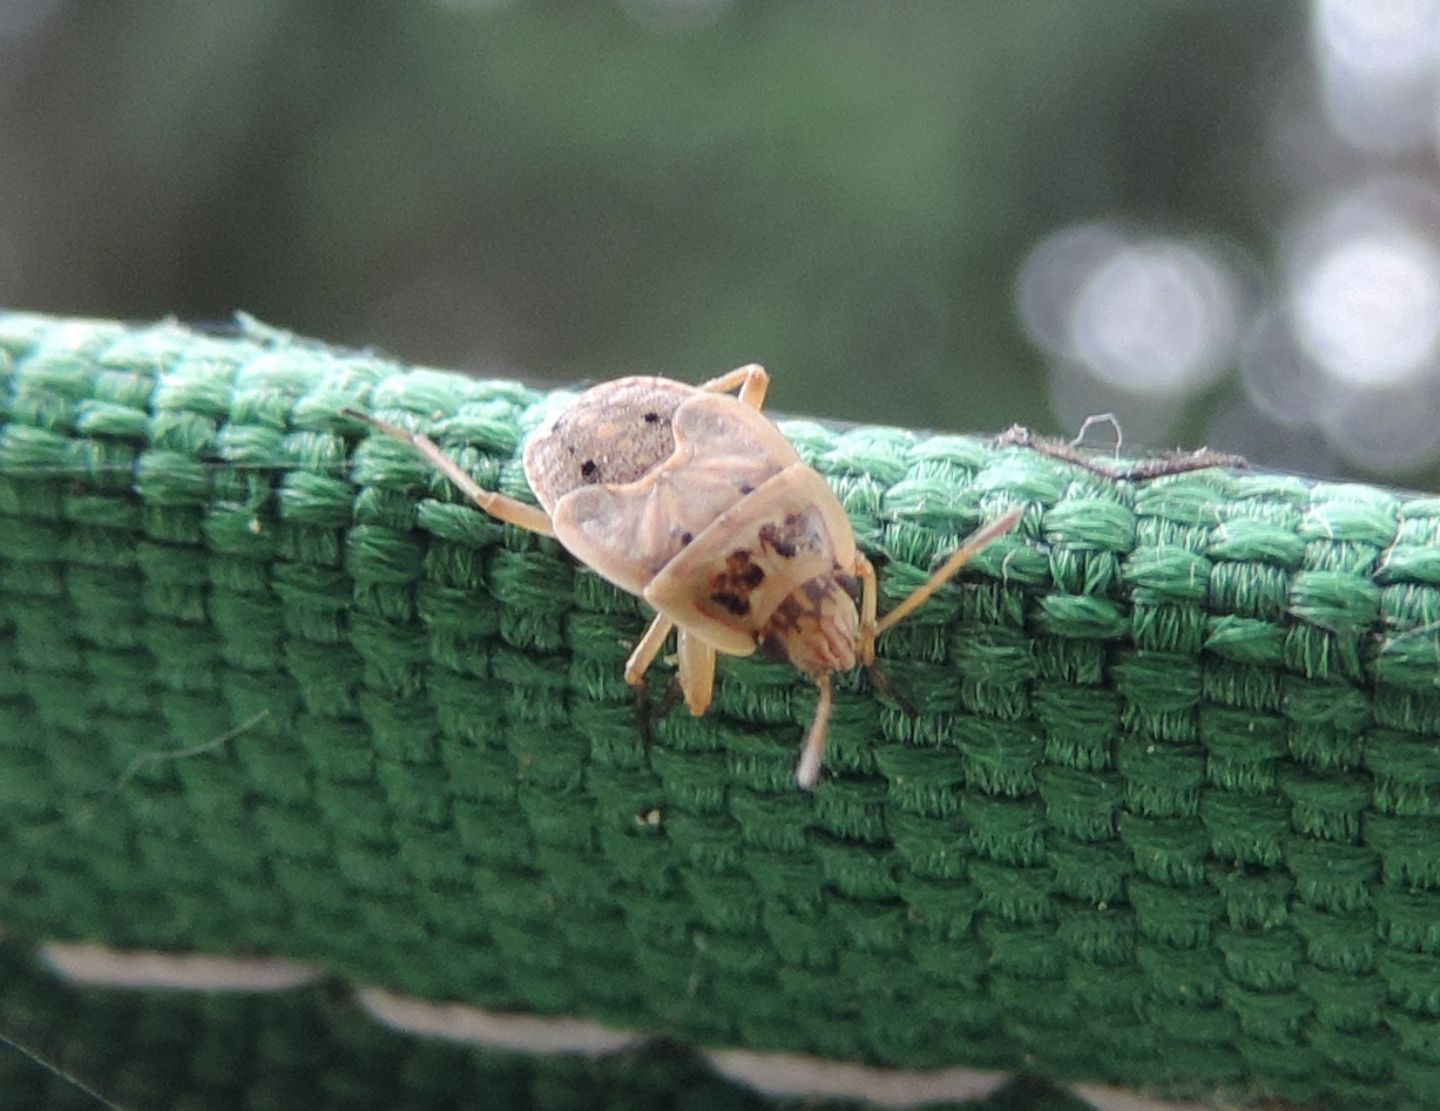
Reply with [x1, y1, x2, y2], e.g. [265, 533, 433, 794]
[580, 460, 598, 478]
[729, 549, 765, 589]
[680, 531, 693, 546]
[758, 511, 821, 561]
[708, 548, 765, 616]
[643, 412, 660, 423]
[758, 524, 796, 559]
[711, 591, 750, 616]
[738, 483, 754, 495]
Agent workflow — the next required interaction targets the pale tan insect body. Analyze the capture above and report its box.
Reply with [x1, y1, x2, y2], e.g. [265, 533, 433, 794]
[344, 366, 1020, 788]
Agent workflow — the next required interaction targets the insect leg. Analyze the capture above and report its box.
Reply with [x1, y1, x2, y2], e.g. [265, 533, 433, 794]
[795, 675, 834, 790]
[853, 551, 879, 666]
[676, 628, 717, 716]
[695, 363, 769, 410]
[850, 551, 918, 716]
[875, 508, 1024, 635]
[624, 613, 674, 749]
[341, 408, 556, 536]
[624, 613, 674, 689]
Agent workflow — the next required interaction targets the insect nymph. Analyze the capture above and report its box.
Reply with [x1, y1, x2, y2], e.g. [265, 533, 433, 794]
[344, 365, 1020, 788]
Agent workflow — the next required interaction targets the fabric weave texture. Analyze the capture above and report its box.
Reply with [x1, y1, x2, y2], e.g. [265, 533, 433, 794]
[0, 939, 1094, 1110]
[2, 313, 1439, 1109]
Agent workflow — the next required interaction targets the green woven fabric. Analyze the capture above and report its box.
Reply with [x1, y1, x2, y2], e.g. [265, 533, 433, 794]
[1, 312, 1439, 1109]
[0, 940, 1082, 1110]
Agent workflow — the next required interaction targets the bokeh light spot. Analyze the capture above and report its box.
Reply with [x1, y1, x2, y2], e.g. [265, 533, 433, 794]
[1318, 377, 1440, 473]
[1313, 0, 1440, 152]
[1314, 0, 1440, 80]
[1290, 230, 1440, 387]
[1068, 238, 1242, 397]
[1016, 223, 1128, 358]
[1238, 310, 1328, 427]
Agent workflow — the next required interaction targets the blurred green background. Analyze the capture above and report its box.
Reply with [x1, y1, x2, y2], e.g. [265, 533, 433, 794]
[5, 0, 1440, 487]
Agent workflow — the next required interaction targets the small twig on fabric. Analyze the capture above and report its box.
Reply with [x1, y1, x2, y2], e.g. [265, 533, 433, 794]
[994, 423, 1246, 481]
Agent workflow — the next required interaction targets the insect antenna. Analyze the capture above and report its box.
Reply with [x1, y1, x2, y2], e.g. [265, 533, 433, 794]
[795, 675, 834, 790]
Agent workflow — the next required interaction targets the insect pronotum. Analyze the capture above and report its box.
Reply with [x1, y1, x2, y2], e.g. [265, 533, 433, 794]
[343, 365, 1021, 788]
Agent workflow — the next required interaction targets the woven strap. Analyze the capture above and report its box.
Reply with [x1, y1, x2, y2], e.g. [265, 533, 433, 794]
[8, 937, 1100, 1111]
[1, 312, 1437, 1108]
